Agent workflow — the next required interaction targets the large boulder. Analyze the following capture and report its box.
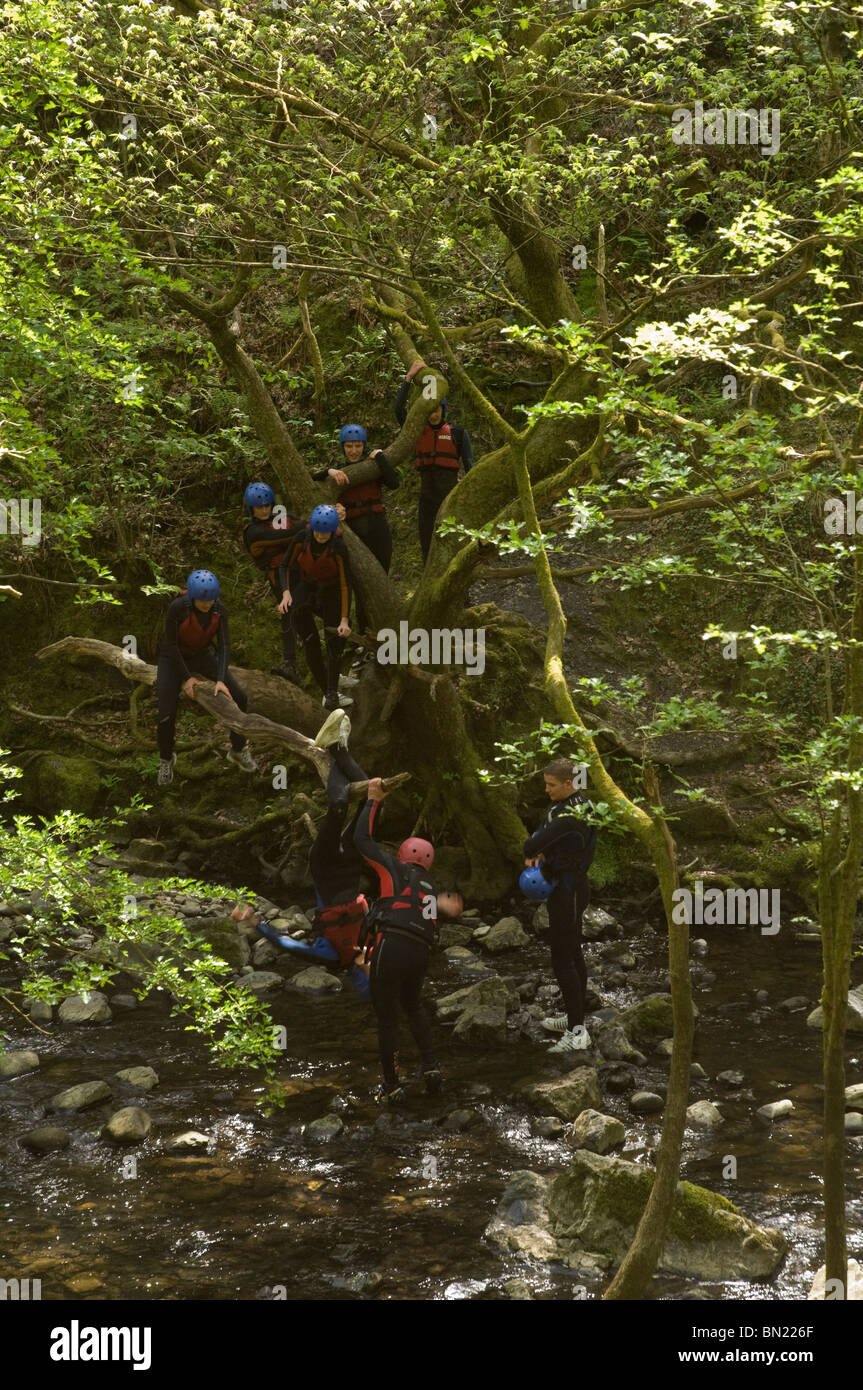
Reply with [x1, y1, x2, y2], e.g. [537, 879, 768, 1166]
[481, 917, 530, 953]
[521, 1069, 603, 1121]
[58, 992, 112, 1025]
[22, 753, 102, 816]
[807, 985, 863, 1033]
[615, 994, 675, 1049]
[0, 1050, 40, 1078]
[543, 1151, 786, 1279]
[434, 977, 519, 1022]
[484, 1171, 562, 1265]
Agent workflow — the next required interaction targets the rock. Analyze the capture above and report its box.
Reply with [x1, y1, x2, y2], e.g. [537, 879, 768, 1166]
[718, 1070, 745, 1089]
[434, 977, 519, 1021]
[58, 991, 112, 1025]
[115, 1066, 158, 1091]
[778, 996, 809, 1013]
[687, 1101, 724, 1129]
[482, 917, 530, 953]
[594, 1024, 646, 1064]
[103, 1107, 151, 1143]
[521, 1069, 603, 1121]
[24, 998, 53, 1023]
[755, 989, 769, 1004]
[306, 1115, 343, 1142]
[126, 838, 168, 862]
[756, 1099, 794, 1124]
[582, 906, 620, 941]
[568, 1109, 625, 1154]
[602, 1064, 636, 1094]
[502, 1279, 534, 1299]
[808, 1259, 863, 1300]
[51, 1080, 112, 1112]
[452, 1003, 507, 1044]
[18, 1126, 71, 1154]
[443, 946, 478, 963]
[807, 985, 863, 1033]
[691, 939, 708, 957]
[533, 904, 549, 933]
[484, 1171, 560, 1263]
[531, 1116, 566, 1139]
[324, 1271, 382, 1293]
[438, 923, 475, 949]
[110, 993, 138, 1010]
[193, 915, 251, 970]
[615, 994, 674, 1048]
[285, 966, 340, 994]
[630, 1091, 664, 1115]
[239, 970, 285, 994]
[845, 1083, 863, 1110]
[654, 1037, 674, 1057]
[21, 752, 102, 817]
[252, 937, 282, 968]
[845, 1112, 863, 1135]
[442, 1107, 481, 1132]
[168, 1131, 211, 1153]
[0, 1050, 40, 1078]
[690, 1063, 708, 1079]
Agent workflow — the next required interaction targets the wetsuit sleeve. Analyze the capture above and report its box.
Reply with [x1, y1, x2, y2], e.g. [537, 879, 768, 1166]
[216, 605, 230, 683]
[163, 598, 191, 682]
[373, 449, 400, 490]
[353, 799, 403, 895]
[334, 548, 350, 625]
[455, 426, 475, 472]
[277, 539, 301, 595]
[311, 468, 329, 482]
[394, 378, 410, 425]
[523, 804, 588, 857]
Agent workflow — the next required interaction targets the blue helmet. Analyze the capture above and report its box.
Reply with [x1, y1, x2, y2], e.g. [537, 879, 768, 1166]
[244, 482, 274, 510]
[519, 866, 554, 901]
[429, 397, 447, 421]
[187, 569, 220, 601]
[339, 424, 367, 446]
[309, 505, 340, 534]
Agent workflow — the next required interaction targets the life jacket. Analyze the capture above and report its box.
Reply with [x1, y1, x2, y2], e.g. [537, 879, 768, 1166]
[313, 896, 367, 967]
[176, 593, 220, 654]
[295, 530, 342, 587]
[415, 422, 460, 472]
[340, 478, 384, 519]
[370, 870, 436, 947]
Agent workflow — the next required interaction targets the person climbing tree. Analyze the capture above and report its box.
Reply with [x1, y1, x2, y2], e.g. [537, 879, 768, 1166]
[277, 505, 353, 711]
[156, 569, 257, 786]
[523, 757, 598, 1054]
[394, 359, 474, 562]
[241, 481, 304, 682]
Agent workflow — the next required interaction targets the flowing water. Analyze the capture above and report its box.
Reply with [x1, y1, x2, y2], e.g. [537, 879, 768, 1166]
[1, 903, 861, 1301]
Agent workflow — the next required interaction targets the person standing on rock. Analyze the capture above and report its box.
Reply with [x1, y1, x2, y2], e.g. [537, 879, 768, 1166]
[524, 758, 598, 1054]
[156, 569, 257, 786]
[394, 360, 474, 563]
[241, 482, 304, 682]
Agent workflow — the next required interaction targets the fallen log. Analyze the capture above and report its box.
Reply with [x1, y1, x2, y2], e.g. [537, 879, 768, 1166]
[36, 637, 410, 799]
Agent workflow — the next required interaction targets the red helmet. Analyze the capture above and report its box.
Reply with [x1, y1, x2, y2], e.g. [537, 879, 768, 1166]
[397, 837, 435, 869]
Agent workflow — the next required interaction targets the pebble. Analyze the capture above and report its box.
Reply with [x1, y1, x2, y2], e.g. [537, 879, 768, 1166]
[0, 1050, 40, 1078]
[756, 1099, 794, 1124]
[630, 1091, 664, 1114]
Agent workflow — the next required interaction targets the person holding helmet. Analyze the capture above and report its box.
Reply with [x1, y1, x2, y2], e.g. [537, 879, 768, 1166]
[394, 359, 474, 562]
[241, 481, 304, 682]
[277, 505, 353, 711]
[353, 777, 460, 1104]
[156, 569, 256, 786]
[524, 758, 598, 1054]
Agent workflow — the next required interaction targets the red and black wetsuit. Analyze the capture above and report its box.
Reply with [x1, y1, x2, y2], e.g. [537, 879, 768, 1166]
[313, 452, 399, 634]
[277, 528, 352, 695]
[354, 798, 439, 1088]
[156, 596, 248, 760]
[242, 510, 303, 664]
[524, 792, 597, 1030]
[394, 379, 474, 561]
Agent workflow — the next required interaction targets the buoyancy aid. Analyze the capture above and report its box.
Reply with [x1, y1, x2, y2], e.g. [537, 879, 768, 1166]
[313, 896, 368, 967]
[414, 422, 460, 471]
[176, 593, 220, 653]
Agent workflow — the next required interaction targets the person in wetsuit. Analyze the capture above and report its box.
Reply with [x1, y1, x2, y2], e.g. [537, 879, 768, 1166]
[156, 568, 256, 786]
[394, 360, 474, 563]
[277, 505, 352, 710]
[524, 757, 598, 1054]
[241, 482, 304, 682]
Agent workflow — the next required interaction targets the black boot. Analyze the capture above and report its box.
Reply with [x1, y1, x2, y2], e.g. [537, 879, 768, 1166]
[270, 660, 300, 682]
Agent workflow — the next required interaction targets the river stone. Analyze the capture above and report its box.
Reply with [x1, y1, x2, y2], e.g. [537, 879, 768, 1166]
[594, 1023, 646, 1064]
[846, 1084, 863, 1110]
[0, 1050, 40, 1078]
[169, 1131, 211, 1153]
[521, 1069, 603, 1121]
[691, 939, 708, 957]
[718, 1070, 745, 1089]
[126, 838, 167, 862]
[58, 991, 112, 1025]
[545, 1150, 787, 1280]
[19, 1126, 71, 1154]
[808, 1258, 863, 1300]
[194, 915, 251, 970]
[568, 1109, 625, 1154]
[807, 984, 863, 1033]
[306, 1114, 343, 1142]
[438, 923, 475, 949]
[51, 1080, 112, 1111]
[756, 1099, 794, 1124]
[452, 1003, 507, 1044]
[23, 752, 102, 817]
[687, 1101, 724, 1129]
[602, 1064, 636, 1094]
[630, 1091, 664, 1115]
[845, 1112, 863, 1135]
[778, 995, 809, 1013]
[239, 970, 285, 994]
[654, 1037, 675, 1057]
[103, 1107, 151, 1143]
[481, 917, 530, 953]
[434, 977, 519, 1021]
[24, 997, 54, 1023]
[531, 1116, 566, 1139]
[615, 994, 674, 1048]
[285, 967, 340, 994]
[442, 1107, 482, 1132]
[582, 906, 620, 941]
[251, 937, 282, 967]
[484, 1171, 560, 1263]
[115, 1066, 159, 1090]
[533, 904, 549, 933]
[110, 994, 138, 1010]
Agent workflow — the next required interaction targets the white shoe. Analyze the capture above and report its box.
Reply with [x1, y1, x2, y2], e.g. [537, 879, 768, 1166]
[314, 709, 351, 748]
[322, 691, 353, 708]
[338, 672, 360, 690]
[157, 753, 177, 786]
[548, 1025, 591, 1054]
[227, 747, 258, 774]
[541, 1013, 569, 1034]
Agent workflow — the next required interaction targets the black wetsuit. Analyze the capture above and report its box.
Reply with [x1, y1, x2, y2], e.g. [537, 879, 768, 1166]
[277, 529, 352, 695]
[242, 511, 303, 663]
[394, 379, 474, 561]
[313, 452, 399, 636]
[524, 792, 597, 1030]
[354, 798, 438, 1088]
[156, 596, 248, 760]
